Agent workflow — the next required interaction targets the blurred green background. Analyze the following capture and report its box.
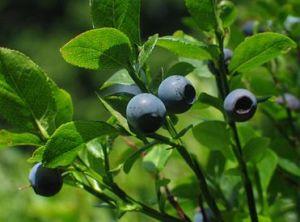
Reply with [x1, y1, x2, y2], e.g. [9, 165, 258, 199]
[0, 1, 189, 222]
[1, 0, 300, 222]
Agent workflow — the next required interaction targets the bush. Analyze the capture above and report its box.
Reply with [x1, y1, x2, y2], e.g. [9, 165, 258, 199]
[1, 0, 300, 221]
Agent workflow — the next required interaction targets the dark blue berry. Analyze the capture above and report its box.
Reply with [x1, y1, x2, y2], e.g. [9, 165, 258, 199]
[158, 75, 196, 114]
[224, 89, 257, 122]
[126, 93, 166, 134]
[29, 163, 63, 197]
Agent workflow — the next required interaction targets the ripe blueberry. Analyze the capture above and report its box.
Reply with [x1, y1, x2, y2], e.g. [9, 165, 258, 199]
[126, 93, 166, 134]
[224, 89, 257, 122]
[29, 163, 63, 197]
[158, 75, 196, 114]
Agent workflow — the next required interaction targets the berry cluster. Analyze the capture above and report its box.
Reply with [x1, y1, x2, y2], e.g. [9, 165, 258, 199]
[27, 54, 259, 198]
[126, 75, 197, 134]
[27, 21, 264, 198]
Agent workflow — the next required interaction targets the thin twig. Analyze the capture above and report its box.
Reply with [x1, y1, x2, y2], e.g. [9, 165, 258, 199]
[164, 186, 191, 222]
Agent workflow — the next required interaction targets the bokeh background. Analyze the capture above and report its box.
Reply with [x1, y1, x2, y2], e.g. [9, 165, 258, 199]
[1, 0, 299, 222]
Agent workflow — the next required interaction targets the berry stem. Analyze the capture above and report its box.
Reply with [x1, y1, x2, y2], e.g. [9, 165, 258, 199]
[164, 117, 224, 222]
[215, 30, 259, 222]
[164, 185, 192, 222]
[76, 157, 183, 222]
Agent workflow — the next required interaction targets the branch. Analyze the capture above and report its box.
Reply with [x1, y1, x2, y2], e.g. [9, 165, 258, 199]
[164, 186, 191, 222]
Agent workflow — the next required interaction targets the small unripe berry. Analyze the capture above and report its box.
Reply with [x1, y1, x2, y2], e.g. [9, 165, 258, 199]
[126, 93, 166, 134]
[224, 89, 257, 122]
[158, 75, 196, 114]
[29, 163, 63, 197]
[223, 48, 233, 65]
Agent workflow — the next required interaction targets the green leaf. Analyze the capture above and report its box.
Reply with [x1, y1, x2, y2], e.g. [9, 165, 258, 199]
[43, 121, 118, 168]
[123, 142, 158, 174]
[101, 69, 134, 89]
[174, 124, 193, 139]
[165, 62, 195, 77]
[157, 36, 212, 60]
[198, 92, 224, 113]
[61, 28, 132, 70]
[99, 84, 141, 98]
[218, 0, 237, 28]
[97, 95, 131, 133]
[193, 121, 233, 159]
[91, 0, 141, 45]
[278, 158, 300, 177]
[52, 88, 73, 127]
[139, 34, 159, 68]
[243, 137, 270, 163]
[0, 130, 42, 149]
[257, 150, 278, 190]
[0, 48, 57, 135]
[242, 67, 276, 96]
[86, 139, 106, 176]
[142, 144, 172, 173]
[185, 0, 219, 31]
[229, 33, 296, 74]
[27, 146, 45, 163]
[172, 176, 199, 198]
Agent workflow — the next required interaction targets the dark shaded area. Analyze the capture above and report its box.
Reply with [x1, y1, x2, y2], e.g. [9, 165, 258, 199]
[0, 0, 188, 120]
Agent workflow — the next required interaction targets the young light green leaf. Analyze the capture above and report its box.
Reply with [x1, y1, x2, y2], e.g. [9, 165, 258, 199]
[142, 144, 172, 173]
[157, 36, 213, 60]
[91, 0, 141, 45]
[243, 137, 270, 163]
[0, 48, 57, 135]
[138, 34, 159, 68]
[123, 142, 158, 174]
[193, 121, 233, 159]
[0, 130, 42, 149]
[229, 33, 296, 74]
[43, 121, 118, 168]
[185, 0, 219, 31]
[61, 28, 132, 70]
[257, 149, 278, 190]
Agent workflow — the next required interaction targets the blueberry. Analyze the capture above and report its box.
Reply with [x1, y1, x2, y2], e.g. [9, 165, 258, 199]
[158, 75, 196, 114]
[126, 93, 166, 134]
[223, 48, 233, 65]
[276, 93, 300, 111]
[242, 21, 265, 36]
[224, 89, 257, 122]
[29, 163, 63, 197]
